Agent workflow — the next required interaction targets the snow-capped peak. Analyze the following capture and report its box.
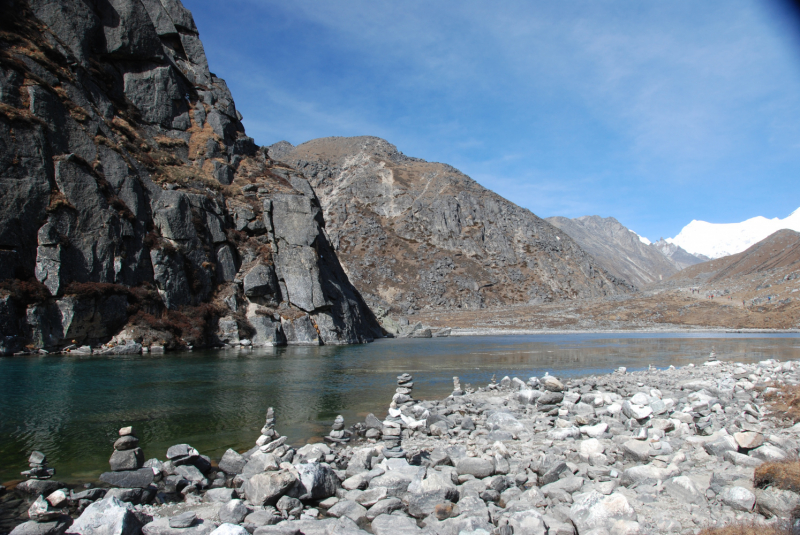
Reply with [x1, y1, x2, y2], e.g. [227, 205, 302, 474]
[668, 207, 800, 259]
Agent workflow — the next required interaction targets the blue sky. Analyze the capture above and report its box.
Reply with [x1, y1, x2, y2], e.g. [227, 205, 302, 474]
[186, 0, 800, 241]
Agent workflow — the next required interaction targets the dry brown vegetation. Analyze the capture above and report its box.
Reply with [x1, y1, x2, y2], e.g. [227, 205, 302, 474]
[755, 460, 800, 493]
[698, 523, 790, 535]
[766, 385, 800, 424]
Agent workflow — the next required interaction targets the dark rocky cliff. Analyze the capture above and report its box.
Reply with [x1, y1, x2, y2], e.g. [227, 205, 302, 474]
[0, 0, 381, 354]
[269, 137, 633, 329]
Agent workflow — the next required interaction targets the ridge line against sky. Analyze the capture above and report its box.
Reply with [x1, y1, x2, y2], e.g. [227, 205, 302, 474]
[186, 0, 800, 241]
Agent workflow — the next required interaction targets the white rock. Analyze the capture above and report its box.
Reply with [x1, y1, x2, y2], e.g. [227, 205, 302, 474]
[719, 486, 756, 512]
[750, 444, 787, 462]
[581, 423, 608, 438]
[569, 491, 638, 534]
[580, 439, 605, 457]
[66, 497, 140, 535]
[621, 401, 653, 420]
[209, 524, 249, 535]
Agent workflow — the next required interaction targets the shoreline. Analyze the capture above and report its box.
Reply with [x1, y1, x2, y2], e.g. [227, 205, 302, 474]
[448, 326, 800, 337]
[5, 355, 800, 535]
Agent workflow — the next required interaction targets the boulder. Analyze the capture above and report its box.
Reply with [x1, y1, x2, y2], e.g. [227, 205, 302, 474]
[242, 470, 297, 505]
[621, 401, 652, 420]
[621, 440, 651, 462]
[370, 514, 422, 535]
[507, 510, 548, 535]
[287, 462, 340, 501]
[733, 431, 764, 450]
[719, 486, 755, 512]
[664, 476, 705, 503]
[703, 436, 738, 456]
[542, 376, 564, 392]
[219, 500, 248, 524]
[755, 488, 800, 519]
[218, 449, 246, 475]
[327, 500, 367, 523]
[208, 526, 248, 535]
[10, 518, 72, 535]
[569, 491, 638, 535]
[455, 458, 494, 479]
[750, 445, 788, 462]
[66, 497, 141, 535]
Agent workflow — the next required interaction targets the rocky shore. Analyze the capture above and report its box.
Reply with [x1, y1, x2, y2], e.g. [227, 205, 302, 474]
[6, 357, 800, 535]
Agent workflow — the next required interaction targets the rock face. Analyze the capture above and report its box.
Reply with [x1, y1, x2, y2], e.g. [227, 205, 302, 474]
[0, 0, 380, 353]
[270, 137, 632, 324]
[546, 215, 702, 288]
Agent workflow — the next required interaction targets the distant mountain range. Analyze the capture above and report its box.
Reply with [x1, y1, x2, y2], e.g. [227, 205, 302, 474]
[667, 207, 800, 259]
[546, 216, 705, 288]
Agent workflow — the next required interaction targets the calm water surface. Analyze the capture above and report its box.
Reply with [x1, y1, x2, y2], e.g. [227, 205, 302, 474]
[1, 333, 799, 483]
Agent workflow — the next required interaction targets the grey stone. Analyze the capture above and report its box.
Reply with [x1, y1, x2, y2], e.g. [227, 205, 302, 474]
[719, 486, 755, 512]
[66, 497, 141, 535]
[621, 440, 651, 462]
[99, 468, 154, 489]
[327, 500, 367, 523]
[244, 263, 280, 299]
[219, 499, 248, 524]
[109, 448, 144, 471]
[204, 488, 236, 503]
[169, 512, 197, 528]
[287, 462, 340, 501]
[10, 518, 72, 535]
[370, 514, 421, 535]
[242, 470, 297, 505]
[755, 487, 800, 519]
[455, 458, 494, 479]
[569, 491, 638, 534]
[219, 449, 247, 475]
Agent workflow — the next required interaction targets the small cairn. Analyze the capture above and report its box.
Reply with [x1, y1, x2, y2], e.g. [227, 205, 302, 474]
[109, 426, 144, 471]
[452, 376, 464, 397]
[709, 348, 717, 362]
[392, 373, 414, 408]
[324, 415, 351, 444]
[382, 420, 404, 458]
[21, 451, 54, 480]
[256, 407, 294, 461]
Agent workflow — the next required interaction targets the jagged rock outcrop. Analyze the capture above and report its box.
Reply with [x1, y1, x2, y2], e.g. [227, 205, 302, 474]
[653, 239, 708, 270]
[547, 215, 681, 288]
[0, 0, 381, 353]
[269, 137, 632, 325]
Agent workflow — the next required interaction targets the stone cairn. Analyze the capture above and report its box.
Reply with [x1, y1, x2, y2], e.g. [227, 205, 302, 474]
[382, 373, 416, 458]
[392, 373, 415, 408]
[109, 426, 144, 471]
[452, 376, 464, 397]
[324, 415, 351, 444]
[256, 407, 294, 461]
[20, 451, 54, 480]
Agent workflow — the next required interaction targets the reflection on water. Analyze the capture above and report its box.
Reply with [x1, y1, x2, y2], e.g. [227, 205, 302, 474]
[1, 333, 798, 483]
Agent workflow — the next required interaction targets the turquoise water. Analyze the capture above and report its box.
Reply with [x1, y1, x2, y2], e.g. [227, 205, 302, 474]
[1, 333, 798, 484]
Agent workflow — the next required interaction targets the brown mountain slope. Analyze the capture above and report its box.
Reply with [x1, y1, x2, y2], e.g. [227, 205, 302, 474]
[270, 137, 633, 321]
[669, 229, 800, 285]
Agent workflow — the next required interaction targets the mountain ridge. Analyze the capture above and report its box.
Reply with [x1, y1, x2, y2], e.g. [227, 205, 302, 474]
[269, 136, 634, 328]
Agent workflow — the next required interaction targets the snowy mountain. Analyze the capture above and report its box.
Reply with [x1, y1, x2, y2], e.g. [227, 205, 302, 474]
[668, 207, 800, 259]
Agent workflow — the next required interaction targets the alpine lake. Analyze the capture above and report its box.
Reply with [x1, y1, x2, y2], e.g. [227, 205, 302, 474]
[2, 332, 799, 484]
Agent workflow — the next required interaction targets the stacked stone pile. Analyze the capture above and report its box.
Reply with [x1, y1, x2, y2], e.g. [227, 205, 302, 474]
[98, 427, 155, 491]
[254, 407, 295, 462]
[325, 416, 352, 444]
[452, 377, 464, 397]
[20, 451, 54, 480]
[392, 373, 415, 408]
